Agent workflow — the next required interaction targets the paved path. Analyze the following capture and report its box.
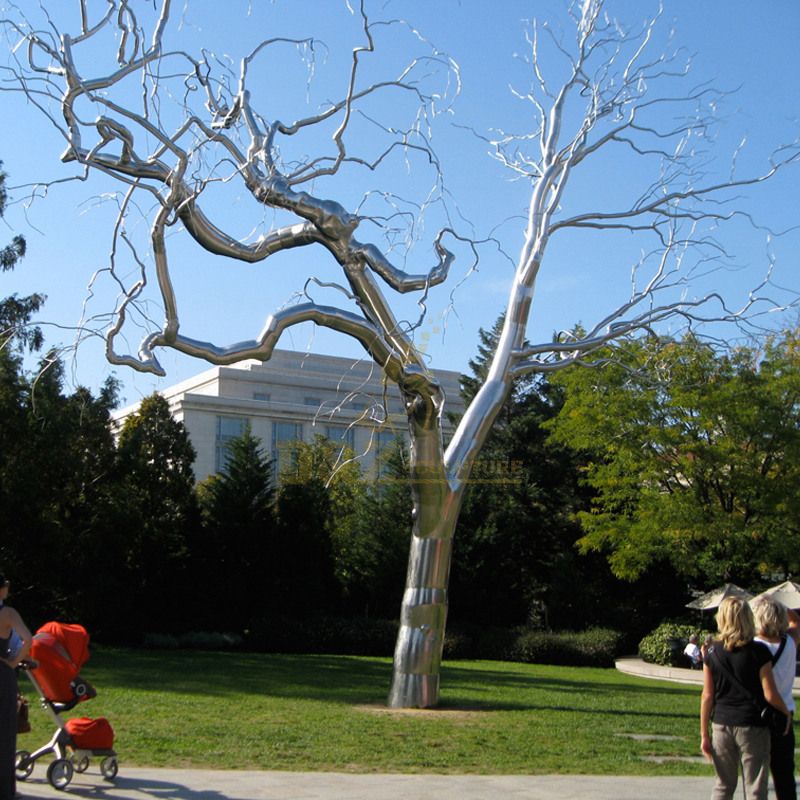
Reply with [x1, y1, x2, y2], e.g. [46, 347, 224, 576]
[615, 656, 800, 693]
[615, 657, 705, 686]
[18, 767, 719, 800]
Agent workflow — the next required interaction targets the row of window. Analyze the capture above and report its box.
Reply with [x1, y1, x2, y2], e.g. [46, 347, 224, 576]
[250, 391, 386, 414]
[214, 415, 396, 476]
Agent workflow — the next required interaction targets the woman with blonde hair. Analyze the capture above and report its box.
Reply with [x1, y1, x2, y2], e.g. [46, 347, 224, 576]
[753, 596, 798, 800]
[701, 595, 792, 800]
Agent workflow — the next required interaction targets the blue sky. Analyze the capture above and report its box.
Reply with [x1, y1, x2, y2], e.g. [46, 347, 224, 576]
[0, 0, 798, 404]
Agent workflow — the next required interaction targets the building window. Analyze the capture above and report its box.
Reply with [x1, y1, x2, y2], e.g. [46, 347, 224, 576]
[215, 416, 247, 473]
[324, 424, 355, 453]
[374, 428, 398, 478]
[272, 421, 303, 477]
[304, 396, 322, 406]
[253, 392, 270, 402]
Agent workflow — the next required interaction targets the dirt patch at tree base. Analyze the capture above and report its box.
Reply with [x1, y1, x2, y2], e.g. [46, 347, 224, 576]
[354, 704, 484, 721]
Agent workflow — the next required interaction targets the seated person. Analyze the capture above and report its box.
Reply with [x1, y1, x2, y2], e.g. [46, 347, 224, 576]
[683, 634, 702, 668]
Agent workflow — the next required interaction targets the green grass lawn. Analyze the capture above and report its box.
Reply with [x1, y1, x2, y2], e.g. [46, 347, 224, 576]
[18, 648, 714, 775]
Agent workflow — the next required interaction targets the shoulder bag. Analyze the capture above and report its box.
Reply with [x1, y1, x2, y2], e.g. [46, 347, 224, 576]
[17, 692, 30, 734]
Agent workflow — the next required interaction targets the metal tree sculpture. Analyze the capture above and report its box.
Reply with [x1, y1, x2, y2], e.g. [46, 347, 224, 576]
[2, 0, 796, 707]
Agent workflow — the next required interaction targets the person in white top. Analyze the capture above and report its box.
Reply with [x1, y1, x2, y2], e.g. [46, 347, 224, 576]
[684, 634, 702, 668]
[753, 597, 798, 800]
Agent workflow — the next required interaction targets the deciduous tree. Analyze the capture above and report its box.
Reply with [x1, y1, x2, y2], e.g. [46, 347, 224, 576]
[345, 441, 413, 619]
[547, 332, 800, 588]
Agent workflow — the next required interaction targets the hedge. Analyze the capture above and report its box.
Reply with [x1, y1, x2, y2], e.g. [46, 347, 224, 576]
[508, 627, 624, 668]
[638, 621, 713, 666]
[142, 617, 625, 667]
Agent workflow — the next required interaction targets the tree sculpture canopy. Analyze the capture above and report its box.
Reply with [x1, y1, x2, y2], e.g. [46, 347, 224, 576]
[2, 0, 797, 707]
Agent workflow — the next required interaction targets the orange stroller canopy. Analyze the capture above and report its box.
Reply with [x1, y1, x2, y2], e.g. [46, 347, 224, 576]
[30, 621, 92, 703]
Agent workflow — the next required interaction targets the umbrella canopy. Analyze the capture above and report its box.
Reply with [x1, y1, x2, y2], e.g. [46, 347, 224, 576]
[686, 583, 752, 611]
[750, 581, 800, 610]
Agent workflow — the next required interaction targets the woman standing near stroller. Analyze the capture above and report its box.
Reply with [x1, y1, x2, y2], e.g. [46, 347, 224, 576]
[0, 572, 33, 800]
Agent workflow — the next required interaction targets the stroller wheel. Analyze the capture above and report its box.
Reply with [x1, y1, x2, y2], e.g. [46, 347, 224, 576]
[74, 755, 90, 773]
[47, 758, 74, 790]
[15, 750, 33, 780]
[100, 756, 118, 781]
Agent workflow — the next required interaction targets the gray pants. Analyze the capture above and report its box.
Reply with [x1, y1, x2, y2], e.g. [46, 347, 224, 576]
[711, 723, 771, 800]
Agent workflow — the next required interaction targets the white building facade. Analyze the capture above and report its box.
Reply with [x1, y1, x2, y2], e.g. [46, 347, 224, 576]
[113, 349, 464, 483]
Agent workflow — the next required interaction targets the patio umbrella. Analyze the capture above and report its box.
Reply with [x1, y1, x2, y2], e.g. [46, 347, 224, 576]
[750, 581, 800, 610]
[686, 583, 752, 611]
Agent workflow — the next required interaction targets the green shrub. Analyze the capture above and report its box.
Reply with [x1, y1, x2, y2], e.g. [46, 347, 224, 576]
[510, 627, 624, 667]
[244, 617, 622, 664]
[638, 622, 712, 665]
[144, 620, 623, 665]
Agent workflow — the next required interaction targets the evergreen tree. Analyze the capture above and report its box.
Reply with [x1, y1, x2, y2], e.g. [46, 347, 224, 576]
[0, 349, 123, 630]
[273, 479, 336, 617]
[451, 318, 591, 629]
[0, 161, 45, 607]
[196, 425, 275, 628]
[25, 357, 122, 628]
[115, 393, 198, 635]
[0, 352, 41, 591]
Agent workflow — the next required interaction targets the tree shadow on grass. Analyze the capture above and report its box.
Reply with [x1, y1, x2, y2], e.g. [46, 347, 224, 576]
[441, 663, 698, 696]
[438, 663, 698, 718]
[87, 648, 698, 718]
[88, 648, 395, 703]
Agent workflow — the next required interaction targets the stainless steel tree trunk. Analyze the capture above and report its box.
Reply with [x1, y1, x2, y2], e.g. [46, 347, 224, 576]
[387, 388, 463, 708]
[387, 508, 460, 708]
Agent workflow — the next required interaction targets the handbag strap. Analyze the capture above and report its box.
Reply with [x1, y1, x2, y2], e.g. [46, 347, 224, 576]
[772, 635, 788, 666]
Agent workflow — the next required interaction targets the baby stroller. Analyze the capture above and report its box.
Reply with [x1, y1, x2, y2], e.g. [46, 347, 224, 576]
[15, 621, 118, 790]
